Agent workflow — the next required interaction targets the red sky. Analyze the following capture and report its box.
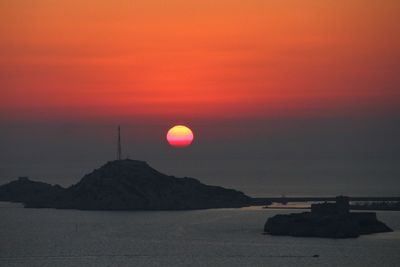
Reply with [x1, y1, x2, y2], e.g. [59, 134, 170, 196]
[1, 0, 399, 122]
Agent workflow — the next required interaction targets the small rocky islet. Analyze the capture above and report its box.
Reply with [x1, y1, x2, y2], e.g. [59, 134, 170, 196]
[264, 196, 393, 238]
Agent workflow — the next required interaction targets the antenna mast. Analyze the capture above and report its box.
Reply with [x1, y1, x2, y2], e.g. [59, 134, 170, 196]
[117, 125, 122, 160]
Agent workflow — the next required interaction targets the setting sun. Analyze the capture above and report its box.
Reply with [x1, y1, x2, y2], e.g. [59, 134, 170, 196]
[166, 125, 194, 148]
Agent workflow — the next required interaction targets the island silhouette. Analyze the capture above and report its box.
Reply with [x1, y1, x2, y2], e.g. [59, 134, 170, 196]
[264, 196, 392, 238]
[0, 159, 251, 210]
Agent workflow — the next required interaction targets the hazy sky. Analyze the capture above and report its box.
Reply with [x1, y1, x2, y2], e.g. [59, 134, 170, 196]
[1, 1, 399, 196]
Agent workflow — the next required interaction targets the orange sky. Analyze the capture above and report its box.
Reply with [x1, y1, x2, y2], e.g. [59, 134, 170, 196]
[1, 0, 399, 122]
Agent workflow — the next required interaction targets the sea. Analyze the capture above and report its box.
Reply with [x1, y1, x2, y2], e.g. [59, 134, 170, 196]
[1, 202, 399, 267]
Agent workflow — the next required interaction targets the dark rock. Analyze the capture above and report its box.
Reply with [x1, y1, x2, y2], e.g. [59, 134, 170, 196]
[0, 177, 66, 207]
[264, 196, 393, 238]
[0, 160, 252, 210]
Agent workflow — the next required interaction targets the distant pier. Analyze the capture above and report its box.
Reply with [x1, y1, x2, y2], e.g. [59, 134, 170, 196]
[251, 196, 400, 206]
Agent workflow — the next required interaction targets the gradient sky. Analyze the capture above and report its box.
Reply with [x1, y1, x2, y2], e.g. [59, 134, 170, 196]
[1, 1, 399, 196]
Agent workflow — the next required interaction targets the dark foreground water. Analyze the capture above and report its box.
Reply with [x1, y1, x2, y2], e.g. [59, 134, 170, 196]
[1, 203, 399, 267]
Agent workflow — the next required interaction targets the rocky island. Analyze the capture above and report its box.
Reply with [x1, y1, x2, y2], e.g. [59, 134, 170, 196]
[0, 159, 252, 210]
[264, 196, 393, 238]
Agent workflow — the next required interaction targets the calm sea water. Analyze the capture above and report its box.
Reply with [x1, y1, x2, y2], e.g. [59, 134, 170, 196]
[1, 202, 399, 267]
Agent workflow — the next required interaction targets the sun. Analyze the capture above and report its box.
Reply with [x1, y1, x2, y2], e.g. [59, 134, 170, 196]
[166, 125, 194, 147]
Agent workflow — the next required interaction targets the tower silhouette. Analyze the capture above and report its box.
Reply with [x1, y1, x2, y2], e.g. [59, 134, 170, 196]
[117, 125, 122, 160]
